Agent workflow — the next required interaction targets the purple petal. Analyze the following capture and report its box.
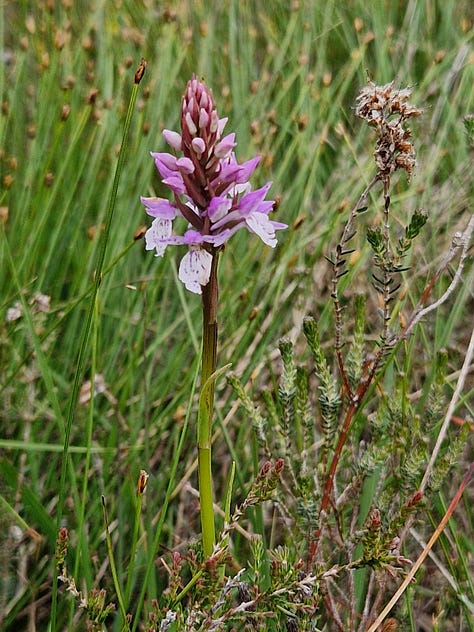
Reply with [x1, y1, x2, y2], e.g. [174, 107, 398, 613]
[199, 91, 209, 111]
[152, 152, 179, 180]
[238, 182, 273, 215]
[185, 111, 197, 136]
[217, 116, 228, 136]
[209, 155, 260, 197]
[211, 209, 242, 231]
[182, 229, 205, 245]
[208, 196, 232, 222]
[199, 108, 209, 130]
[215, 133, 236, 159]
[162, 129, 182, 152]
[235, 156, 261, 183]
[141, 196, 177, 219]
[209, 156, 243, 195]
[191, 137, 206, 156]
[236, 156, 260, 184]
[210, 111, 221, 134]
[162, 174, 186, 195]
[176, 157, 195, 174]
[212, 161, 241, 186]
[207, 228, 234, 246]
[271, 221, 288, 231]
[151, 152, 178, 170]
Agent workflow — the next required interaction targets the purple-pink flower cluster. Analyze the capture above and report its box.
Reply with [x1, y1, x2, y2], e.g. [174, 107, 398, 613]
[141, 75, 286, 294]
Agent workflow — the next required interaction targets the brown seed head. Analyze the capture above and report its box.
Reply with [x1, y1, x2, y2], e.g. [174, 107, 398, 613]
[60, 104, 71, 121]
[137, 469, 149, 495]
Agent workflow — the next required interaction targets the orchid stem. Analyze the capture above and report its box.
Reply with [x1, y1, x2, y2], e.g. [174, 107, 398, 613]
[198, 250, 219, 558]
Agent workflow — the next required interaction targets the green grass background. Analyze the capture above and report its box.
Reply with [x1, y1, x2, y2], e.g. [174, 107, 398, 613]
[1, 1, 473, 630]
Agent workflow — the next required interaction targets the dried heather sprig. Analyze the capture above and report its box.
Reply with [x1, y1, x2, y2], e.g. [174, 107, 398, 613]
[142, 75, 286, 293]
[355, 80, 422, 180]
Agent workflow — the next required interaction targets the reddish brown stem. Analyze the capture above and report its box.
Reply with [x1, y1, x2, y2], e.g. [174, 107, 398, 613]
[307, 358, 380, 567]
[336, 347, 354, 400]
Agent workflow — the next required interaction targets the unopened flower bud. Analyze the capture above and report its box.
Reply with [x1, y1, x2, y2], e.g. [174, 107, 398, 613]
[137, 469, 149, 495]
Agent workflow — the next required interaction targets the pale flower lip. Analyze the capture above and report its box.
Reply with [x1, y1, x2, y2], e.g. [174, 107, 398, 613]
[179, 246, 213, 293]
[141, 75, 287, 294]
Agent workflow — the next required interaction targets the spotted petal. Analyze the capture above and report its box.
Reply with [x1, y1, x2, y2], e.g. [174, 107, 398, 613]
[145, 218, 173, 256]
[178, 246, 213, 294]
[245, 212, 286, 248]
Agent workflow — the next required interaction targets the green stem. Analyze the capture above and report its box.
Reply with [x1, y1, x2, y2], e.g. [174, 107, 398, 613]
[131, 364, 199, 632]
[198, 250, 219, 558]
[123, 475, 145, 616]
[101, 496, 130, 629]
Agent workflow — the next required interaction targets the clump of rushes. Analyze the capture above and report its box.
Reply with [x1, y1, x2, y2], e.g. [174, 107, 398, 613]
[142, 75, 286, 557]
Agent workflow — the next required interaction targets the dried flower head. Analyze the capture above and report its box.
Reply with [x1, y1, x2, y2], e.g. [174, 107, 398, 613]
[142, 75, 286, 293]
[355, 80, 422, 180]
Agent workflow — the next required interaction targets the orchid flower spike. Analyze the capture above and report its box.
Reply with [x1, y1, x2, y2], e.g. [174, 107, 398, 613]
[141, 75, 286, 293]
